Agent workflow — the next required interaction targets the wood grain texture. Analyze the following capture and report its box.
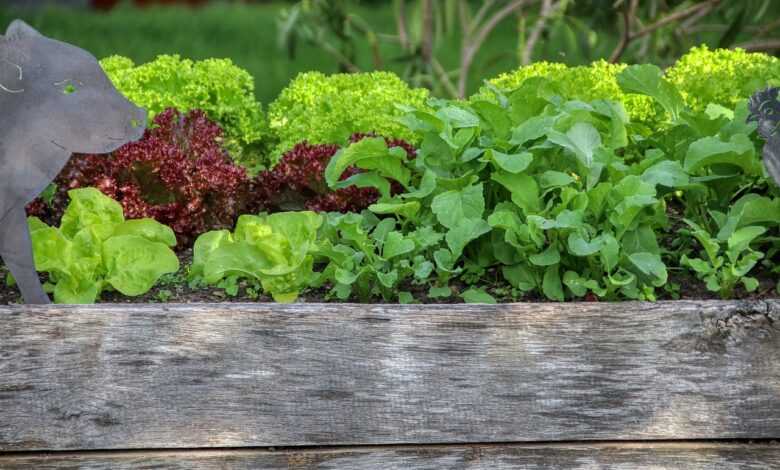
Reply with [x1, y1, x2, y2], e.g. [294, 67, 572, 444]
[0, 300, 778, 451]
[2, 443, 780, 469]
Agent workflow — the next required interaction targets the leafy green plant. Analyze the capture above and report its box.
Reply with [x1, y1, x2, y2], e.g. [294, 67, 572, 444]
[324, 85, 675, 301]
[100, 54, 269, 170]
[680, 194, 780, 297]
[667, 46, 780, 113]
[267, 71, 429, 162]
[28, 188, 179, 303]
[190, 211, 323, 302]
[471, 60, 659, 124]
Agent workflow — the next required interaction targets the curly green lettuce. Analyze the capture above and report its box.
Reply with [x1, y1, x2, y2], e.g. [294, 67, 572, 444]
[471, 60, 659, 124]
[666, 45, 780, 113]
[100, 54, 269, 169]
[267, 71, 429, 163]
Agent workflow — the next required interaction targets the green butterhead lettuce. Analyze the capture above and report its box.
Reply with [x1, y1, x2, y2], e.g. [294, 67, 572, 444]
[28, 188, 179, 303]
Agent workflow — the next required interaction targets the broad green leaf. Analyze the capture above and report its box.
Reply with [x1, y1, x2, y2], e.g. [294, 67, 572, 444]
[428, 285, 453, 298]
[445, 219, 491, 258]
[485, 149, 533, 173]
[61, 187, 124, 240]
[472, 100, 511, 138]
[616, 64, 684, 120]
[727, 226, 767, 254]
[377, 269, 398, 288]
[502, 264, 537, 292]
[548, 122, 601, 169]
[113, 218, 177, 247]
[436, 105, 480, 128]
[383, 231, 415, 259]
[683, 134, 756, 174]
[461, 288, 497, 304]
[568, 233, 605, 256]
[542, 264, 564, 301]
[510, 115, 554, 146]
[431, 184, 485, 229]
[325, 137, 410, 188]
[563, 271, 606, 297]
[627, 252, 668, 286]
[540, 171, 575, 188]
[103, 235, 180, 296]
[401, 170, 437, 199]
[53, 278, 100, 304]
[641, 160, 690, 188]
[529, 245, 561, 266]
[334, 172, 392, 199]
[491, 171, 540, 214]
[369, 201, 420, 219]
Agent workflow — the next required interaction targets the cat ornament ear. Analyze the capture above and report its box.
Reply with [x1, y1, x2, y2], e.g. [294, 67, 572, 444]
[748, 87, 780, 187]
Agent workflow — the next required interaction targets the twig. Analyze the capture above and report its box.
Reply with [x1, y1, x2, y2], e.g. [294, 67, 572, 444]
[609, 0, 720, 63]
[609, 0, 638, 63]
[735, 39, 780, 52]
[458, 0, 528, 98]
[420, 0, 434, 64]
[395, 0, 409, 51]
[469, 0, 497, 36]
[634, 0, 720, 39]
[431, 58, 460, 98]
[522, 0, 563, 65]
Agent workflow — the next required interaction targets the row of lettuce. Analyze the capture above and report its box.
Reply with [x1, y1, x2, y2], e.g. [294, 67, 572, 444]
[23, 46, 780, 303]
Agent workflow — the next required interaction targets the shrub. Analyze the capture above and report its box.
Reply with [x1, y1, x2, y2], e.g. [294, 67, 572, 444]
[266, 71, 429, 162]
[251, 133, 416, 213]
[471, 60, 658, 124]
[28, 188, 179, 304]
[100, 54, 269, 170]
[666, 45, 780, 113]
[42, 108, 249, 248]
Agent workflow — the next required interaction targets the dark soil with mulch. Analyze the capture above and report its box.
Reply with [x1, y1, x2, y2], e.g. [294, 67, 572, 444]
[0, 249, 777, 305]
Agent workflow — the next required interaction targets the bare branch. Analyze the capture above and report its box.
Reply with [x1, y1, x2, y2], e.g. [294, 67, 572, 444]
[458, 0, 528, 98]
[420, 0, 434, 64]
[470, 0, 497, 37]
[735, 39, 780, 52]
[610, 0, 720, 63]
[633, 0, 720, 39]
[522, 0, 564, 65]
[431, 58, 460, 98]
[609, 0, 638, 63]
[395, 0, 409, 51]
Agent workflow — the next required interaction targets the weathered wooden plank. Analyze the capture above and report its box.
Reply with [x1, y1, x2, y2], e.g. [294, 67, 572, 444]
[1, 443, 780, 469]
[0, 300, 778, 451]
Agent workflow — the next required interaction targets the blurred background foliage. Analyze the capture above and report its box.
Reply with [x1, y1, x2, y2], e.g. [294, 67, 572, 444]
[1, 0, 779, 103]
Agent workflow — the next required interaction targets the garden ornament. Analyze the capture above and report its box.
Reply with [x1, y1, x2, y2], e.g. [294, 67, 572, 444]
[748, 87, 780, 187]
[0, 19, 146, 304]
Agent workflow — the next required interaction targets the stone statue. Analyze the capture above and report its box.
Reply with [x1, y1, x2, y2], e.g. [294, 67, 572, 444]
[0, 19, 146, 304]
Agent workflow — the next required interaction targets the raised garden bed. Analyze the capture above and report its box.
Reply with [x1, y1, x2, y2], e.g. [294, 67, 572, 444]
[1, 300, 778, 468]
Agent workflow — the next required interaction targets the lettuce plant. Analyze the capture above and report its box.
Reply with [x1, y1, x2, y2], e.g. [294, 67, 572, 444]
[667, 46, 780, 113]
[267, 71, 429, 162]
[28, 188, 179, 304]
[39, 108, 250, 247]
[190, 212, 323, 302]
[471, 60, 659, 124]
[100, 54, 269, 169]
[251, 133, 415, 213]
